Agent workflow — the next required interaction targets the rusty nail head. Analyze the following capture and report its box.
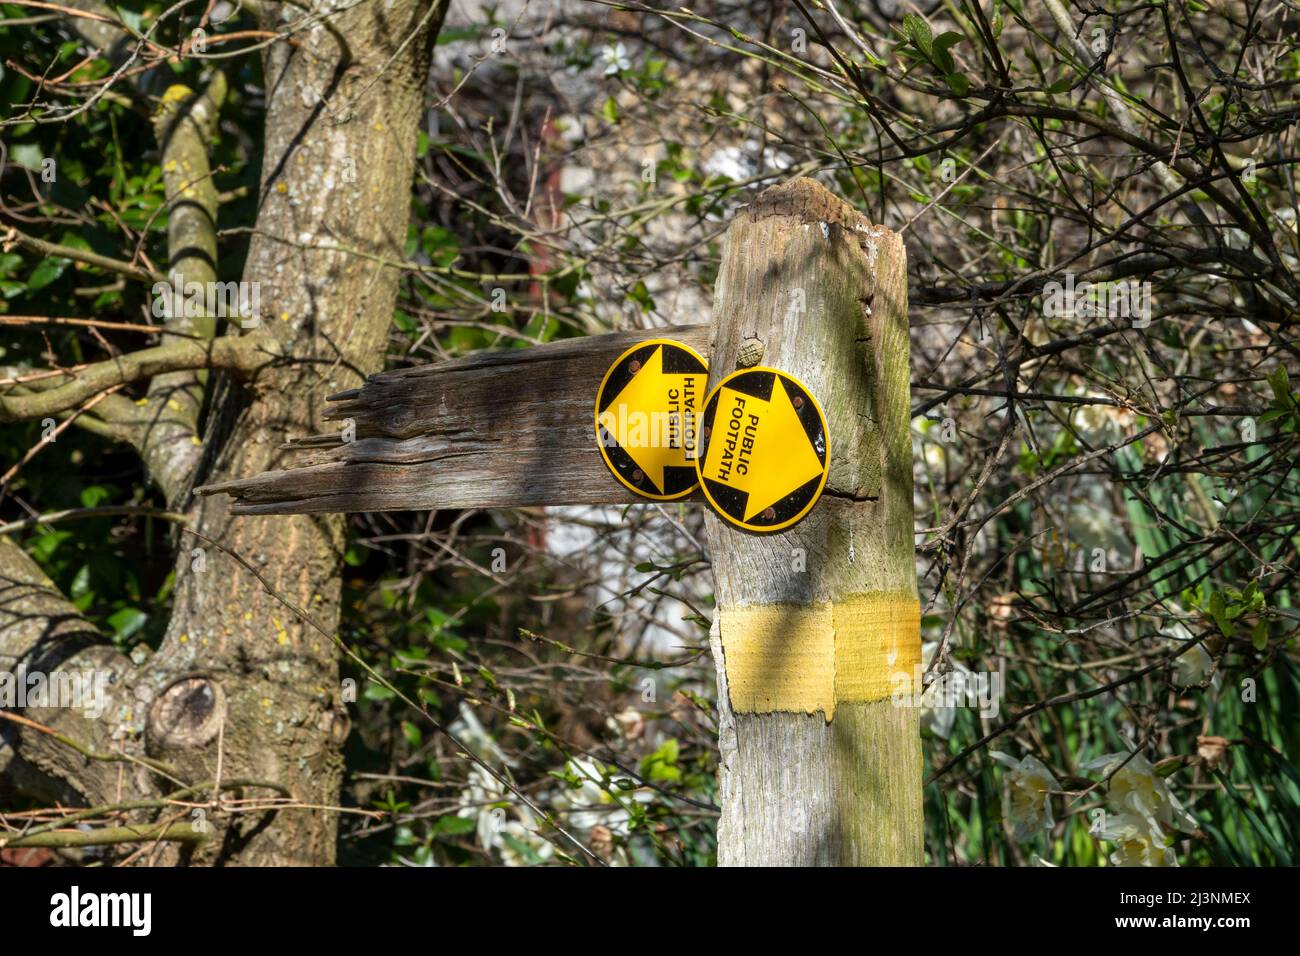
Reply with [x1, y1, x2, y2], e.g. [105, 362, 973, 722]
[793, 396, 804, 410]
[762, 507, 777, 521]
[632, 469, 644, 482]
[629, 360, 641, 373]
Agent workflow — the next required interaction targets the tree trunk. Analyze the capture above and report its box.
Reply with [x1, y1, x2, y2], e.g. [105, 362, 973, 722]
[150, 0, 446, 866]
[1, 0, 446, 866]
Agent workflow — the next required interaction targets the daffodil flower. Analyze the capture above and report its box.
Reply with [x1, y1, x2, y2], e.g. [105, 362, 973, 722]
[991, 752, 1060, 842]
[1082, 749, 1199, 834]
[1161, 618, 1212, 687]
[1096, 811, 1177, 867]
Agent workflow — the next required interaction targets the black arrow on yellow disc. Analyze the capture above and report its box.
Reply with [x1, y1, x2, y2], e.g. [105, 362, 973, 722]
[694, 367, 829, 533]
[594, 339, 708, 500]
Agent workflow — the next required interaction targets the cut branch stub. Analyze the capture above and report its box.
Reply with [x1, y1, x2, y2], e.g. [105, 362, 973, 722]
[148, 676, 226, 750]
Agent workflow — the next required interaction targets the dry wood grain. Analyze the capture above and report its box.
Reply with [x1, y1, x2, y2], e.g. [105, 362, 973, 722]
[197, 325, 711, 513]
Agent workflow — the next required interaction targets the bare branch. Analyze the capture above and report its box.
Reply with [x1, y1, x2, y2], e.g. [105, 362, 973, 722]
[1, 226, 163, 285]
[0, 331, 282, 423]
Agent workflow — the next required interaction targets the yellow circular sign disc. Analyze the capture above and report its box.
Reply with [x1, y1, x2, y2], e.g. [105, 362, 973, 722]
[594, 338, 709, 500]
[694, 367, 830, 533]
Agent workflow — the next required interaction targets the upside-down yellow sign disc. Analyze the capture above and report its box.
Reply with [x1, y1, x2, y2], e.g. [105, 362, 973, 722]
[694, 367, 829, 533]
[594, 338, 708, 500]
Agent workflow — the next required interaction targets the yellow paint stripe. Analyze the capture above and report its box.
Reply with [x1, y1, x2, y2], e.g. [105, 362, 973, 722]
[720, 603, 835, 717]
[720, 595, 921, 720]
[833, 597, 922, 704]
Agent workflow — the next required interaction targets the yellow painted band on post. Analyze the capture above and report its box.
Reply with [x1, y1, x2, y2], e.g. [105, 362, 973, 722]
[719, 595, 922, 720]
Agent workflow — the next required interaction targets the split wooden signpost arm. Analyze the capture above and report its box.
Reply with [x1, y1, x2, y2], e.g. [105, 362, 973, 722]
[199, 178, 922, 866]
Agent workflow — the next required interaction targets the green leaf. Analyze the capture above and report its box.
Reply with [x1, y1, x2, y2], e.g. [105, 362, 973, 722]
[8, 143, 44, 169]
[1252, 619, 1269, 650]
[79, 485, 111, 508]
[1267, 367, 1293, 407]
[372, 790, 410, 814]
[627, 279, 655, 312]
[499, 830, 544, 864]
[932, 31, 963, 74]
[420, 225, 459, 266]
[933, 32, 964, 54]
[29, 530, 72, 563]
[417, 686, 444, 708]
[27, 256, 68, 292]
[945, 72, 971, 96]
[641, 737, 682, 783]
[434, 26, 482, 46]
[432, 813, 472, 835]
[107, 607, 148, 641]
[70, 563, 92, 601]
[602, 95, 620, 124]
[393, 308, 416, 334]
[903, 14, 933, 58]
[550, 267, 583, 299]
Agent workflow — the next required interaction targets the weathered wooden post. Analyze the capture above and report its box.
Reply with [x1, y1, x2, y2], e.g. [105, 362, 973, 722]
[199, 178, 921, 866]
[699, 180, 920, 865]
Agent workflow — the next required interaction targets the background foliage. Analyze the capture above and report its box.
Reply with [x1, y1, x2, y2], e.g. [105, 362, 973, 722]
[2, 0, 1297, 865]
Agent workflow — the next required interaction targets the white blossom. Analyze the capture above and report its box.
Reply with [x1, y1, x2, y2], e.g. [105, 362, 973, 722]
[991, 752, 1060, 841]
[919, 640, 969, 739]
[1096, 811, 1177, 867]
[1160, 617, 1212, 687]
[455, 765, 553, 866]
[1082, 749, 1198, 835]
[600, 43, 631, 75]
